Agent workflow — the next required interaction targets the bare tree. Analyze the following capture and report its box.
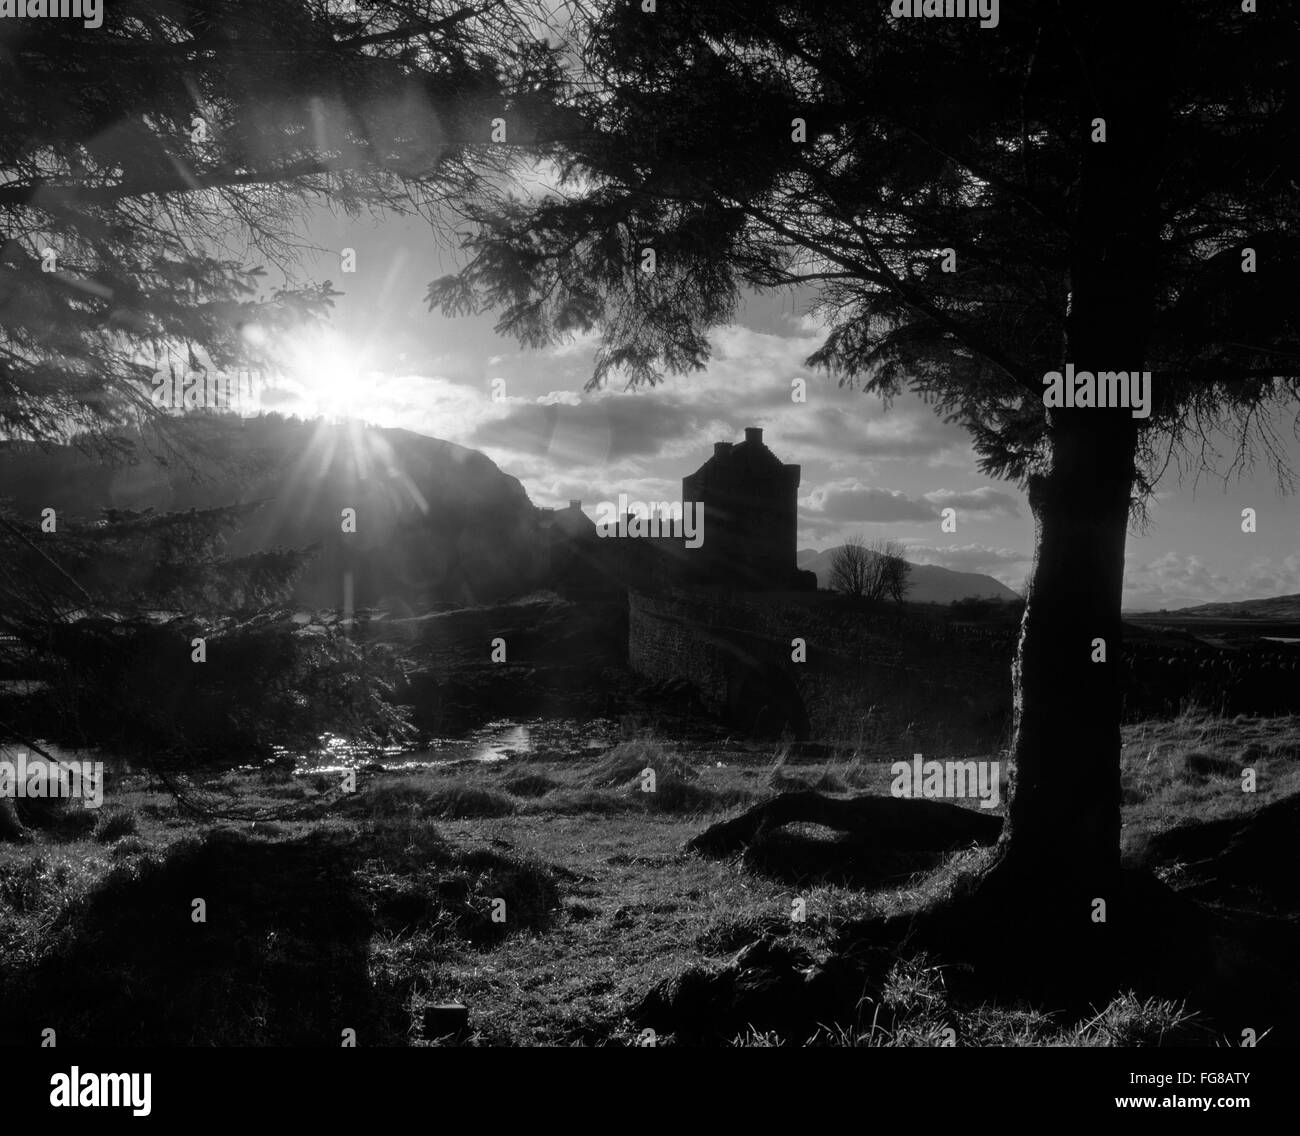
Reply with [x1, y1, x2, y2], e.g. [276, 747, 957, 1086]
[879, 541, 912, 603]
[830, 536, 910, 601]
[829, 535, 876, 600]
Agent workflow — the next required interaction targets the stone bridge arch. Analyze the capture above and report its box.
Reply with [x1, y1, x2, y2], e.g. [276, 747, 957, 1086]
[725, 655, 809, 739]
[627, 589, 1012, 747]
[628, 590, 810, 738]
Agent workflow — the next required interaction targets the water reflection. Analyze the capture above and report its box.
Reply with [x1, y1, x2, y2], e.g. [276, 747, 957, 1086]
[12, 718, 622, 778]
[291, 717, 620, 774]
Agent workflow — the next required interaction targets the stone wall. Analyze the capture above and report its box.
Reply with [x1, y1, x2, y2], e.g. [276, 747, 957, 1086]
[628, 589, 1012, 746]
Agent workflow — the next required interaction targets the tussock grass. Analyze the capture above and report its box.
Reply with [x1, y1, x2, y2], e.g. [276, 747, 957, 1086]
[1268, 739, 1300, 761]
[528, 787, 632, 815]
[361, 820, 558, 944]
[15, 797, 98, 840]
[336, 779, 514, 820]
[500, 772, 561, 798]
[425, 785, 516, 819]
[634, 775, 755, 816]
[730, 956, 1206, 1048]
[1073, 993, 1207, 1047]
[586, 739, 697, 788]
[93, 808, 138, 844]
[108, 835, 148, 860]
[338, 783, 434, 818]
[811, 769, 848, 793]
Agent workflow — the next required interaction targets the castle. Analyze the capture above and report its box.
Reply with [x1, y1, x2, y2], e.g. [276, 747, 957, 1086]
[541, 427, 814, 593]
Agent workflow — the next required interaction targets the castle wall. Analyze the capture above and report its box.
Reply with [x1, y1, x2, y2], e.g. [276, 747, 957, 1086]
[628, 589, 1012, 745]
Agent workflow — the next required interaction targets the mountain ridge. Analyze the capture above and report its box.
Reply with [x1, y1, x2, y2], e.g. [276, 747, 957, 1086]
[0, 415, 547, 610]
[1135, 594, 1300, 620]
[796, 546, 1020, 603]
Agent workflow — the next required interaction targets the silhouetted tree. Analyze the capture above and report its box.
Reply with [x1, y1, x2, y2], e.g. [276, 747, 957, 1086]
[829, 535, 875, 599]
[1, 0, 567, 446]
[830, 536, 910, 602]
[879, 541, 911, 603]
[0, 1, 569, 796]
[428, 1, 1300, 907]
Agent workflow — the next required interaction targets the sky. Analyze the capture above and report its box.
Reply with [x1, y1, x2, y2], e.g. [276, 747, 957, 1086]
[246, 206, 1300, 613]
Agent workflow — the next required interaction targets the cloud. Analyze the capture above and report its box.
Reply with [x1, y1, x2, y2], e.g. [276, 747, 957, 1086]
[265, 371, 487, 438]
[796, 480, 1023, 538]
[902, 543, 1030, 577]
[922, 486, 1022, 518]
[1122, 550, 1300, 610]
[800, 481, 938, 525]
[464, 392, 702, 465]
[782, 405, 969, 464]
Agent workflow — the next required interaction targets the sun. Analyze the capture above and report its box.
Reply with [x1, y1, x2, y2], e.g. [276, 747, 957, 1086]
[281, 327, 376, 421]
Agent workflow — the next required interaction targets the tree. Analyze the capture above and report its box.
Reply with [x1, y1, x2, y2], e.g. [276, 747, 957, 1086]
[0, 1, 570, 811]
[879, 541, 911, 603]
[1, 0, 568, 447]
[829, 535, 910, 602]
[427, 1, 1300, 910]
[828, 534, 875, 599]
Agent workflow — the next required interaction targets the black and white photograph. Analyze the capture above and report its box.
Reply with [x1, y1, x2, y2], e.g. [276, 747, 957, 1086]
[1, 0, 1296, 1114]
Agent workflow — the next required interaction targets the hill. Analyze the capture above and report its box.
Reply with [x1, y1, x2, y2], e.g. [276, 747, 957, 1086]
[797, 546, 1021, 604]
[1152, 594, 1300, 621]
[0, 415, 547, 610]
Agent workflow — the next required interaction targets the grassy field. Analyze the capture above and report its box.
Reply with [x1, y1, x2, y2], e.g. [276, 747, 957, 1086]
[1, 707, 1297, 1047]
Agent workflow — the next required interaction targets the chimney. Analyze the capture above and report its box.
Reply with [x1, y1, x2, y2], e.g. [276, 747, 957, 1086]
[714, 442, 733, 458]
[568, 499, 581, 510]
[744, 427, 763, 445]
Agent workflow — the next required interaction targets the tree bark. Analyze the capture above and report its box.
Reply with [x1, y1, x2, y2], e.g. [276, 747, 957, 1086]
[988, 18, 1163, 899]
[993, 416, 1136, 892]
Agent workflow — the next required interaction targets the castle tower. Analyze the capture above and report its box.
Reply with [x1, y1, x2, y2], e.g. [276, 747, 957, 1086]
[681, 426, 801, 588]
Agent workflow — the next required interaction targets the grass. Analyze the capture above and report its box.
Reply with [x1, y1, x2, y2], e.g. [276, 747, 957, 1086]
[93, 807, 138, 844]
[730, 960, 1207, 1047]
[1, 709, 1297, 1046]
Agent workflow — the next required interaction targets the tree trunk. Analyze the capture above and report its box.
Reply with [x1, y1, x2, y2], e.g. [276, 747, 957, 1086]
[988, 17, 1163, 901]
[993, 416, 1136, 893]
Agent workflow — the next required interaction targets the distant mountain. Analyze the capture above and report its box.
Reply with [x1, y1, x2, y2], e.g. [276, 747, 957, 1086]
[0, 415, 547, 610]
[797, 546, 1020, 604]
[1152, 594, 1300, 620]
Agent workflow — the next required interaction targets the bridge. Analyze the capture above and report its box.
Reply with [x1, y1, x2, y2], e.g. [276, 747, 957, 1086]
[628, 589, 1012, 747]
